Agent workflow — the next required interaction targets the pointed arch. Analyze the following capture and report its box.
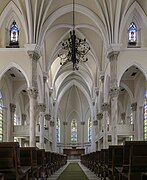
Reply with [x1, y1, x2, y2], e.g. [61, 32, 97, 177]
[0, 1, 28, 43]
[0, 62, 30, 87]
[119, 1, 147, 43]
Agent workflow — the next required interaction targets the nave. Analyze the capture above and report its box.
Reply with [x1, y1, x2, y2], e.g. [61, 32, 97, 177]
[49, 161, 99, 180]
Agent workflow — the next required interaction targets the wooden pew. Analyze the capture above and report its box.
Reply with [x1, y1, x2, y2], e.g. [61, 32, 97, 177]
[0, 173, 4, 180]
[99, 149, 109, 179]
[0, 142, 31, 180]
[107, 145, 123, 180]
[116, 141, 147, 180]
[45, 151, 53, 176]
[20, 147, 41, 179]
[35, 149, 47, 179]
[93, 151, 100, 176]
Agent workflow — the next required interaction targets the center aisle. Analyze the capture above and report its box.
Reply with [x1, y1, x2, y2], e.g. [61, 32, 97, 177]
[56, 162, 88, 180]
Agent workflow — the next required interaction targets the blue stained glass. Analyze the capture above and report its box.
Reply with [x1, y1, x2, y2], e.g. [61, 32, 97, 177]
[128, 22, 137, 44]
[10, 21, 19, 45]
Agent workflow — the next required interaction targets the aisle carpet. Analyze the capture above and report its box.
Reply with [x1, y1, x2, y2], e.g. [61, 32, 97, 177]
[56, 163, 89, 180]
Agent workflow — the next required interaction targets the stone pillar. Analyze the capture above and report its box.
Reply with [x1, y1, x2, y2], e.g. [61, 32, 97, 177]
[50, 120, 55, 144]
[21, 113, 27, 125]
[102, 103, 110, 148]
[45, 113, 51, 151]
[81, 121, 85, 147]
[138, 106, 143, 140]
[63, 122, 68, 147]
[38, 103, 46, 149]
[131, 102, 137, 140]
[8, 103, 16, 141]
[109, 88, 119, 145]
[121, 112, 126, 124]
[100, 73, 104, 103]
[97, 113, 103, 150]
[27, 48, 40, 87]
[107, 51, 119, 89]
[28, 87, 38, 147]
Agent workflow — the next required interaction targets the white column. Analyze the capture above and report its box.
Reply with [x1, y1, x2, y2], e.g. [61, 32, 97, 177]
[28, 88, 38, 147]
[102, 103, 110, 148]
[81, 121, 85, 147]
[138, 106, 143, 140]
[38, 103, 46, 149]
[7, 103, 16, 141]
[97, 113, 103, 150]
[63, 122, 68, 148]
[109, 88, 119, 145]
[131, 102, 137, 140]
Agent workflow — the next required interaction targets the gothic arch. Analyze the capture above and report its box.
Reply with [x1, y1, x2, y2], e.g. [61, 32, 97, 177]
[0, 62, 30, 87]
[119, 1, 147, 43]
[0, 1, 28, 43]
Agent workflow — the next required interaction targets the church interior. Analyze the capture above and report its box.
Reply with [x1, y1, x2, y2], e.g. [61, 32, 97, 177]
[0, 0, 147, 179]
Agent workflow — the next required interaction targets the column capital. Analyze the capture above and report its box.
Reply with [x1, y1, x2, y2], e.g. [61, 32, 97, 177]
[81, 121, 85, 125]
[10, 103, 16, 113]
[50, 121, 54, 127]
[97, 112, 103, 120]
[27, 87, 38, 99]
[131, 102, 137, 111]
[101, 103, 110, 112]
[38, 103, 46, 112]
[63, 121, 68, 125]
[109, 87, 119, 98]
[93, 120, 98, 126]
[107, 51, 119, 61]
[45, 113, 51, 121]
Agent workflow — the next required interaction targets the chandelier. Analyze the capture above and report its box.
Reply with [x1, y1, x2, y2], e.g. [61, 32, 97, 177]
[58, 0, 90, 70]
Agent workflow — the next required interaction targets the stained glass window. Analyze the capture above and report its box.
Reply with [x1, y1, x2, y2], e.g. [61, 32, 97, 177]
[10, 21, 19, 45]
[128, 22, 137, 45]
[88, 118, 92, 142]
[71, 120, 77, 142]
[56, 118, 60, 142]
[0, 92, 3, 142]
[143, 91, 147, 141]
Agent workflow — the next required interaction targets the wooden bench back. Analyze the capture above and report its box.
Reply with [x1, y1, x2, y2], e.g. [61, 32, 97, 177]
[20, 147, 38, 166]
[36, 149, 46, 166]
[122, 141, 147, 172]
[0, 142, 20, 170]
[108, 145, 123, 168]
[129, 142, 147, 172]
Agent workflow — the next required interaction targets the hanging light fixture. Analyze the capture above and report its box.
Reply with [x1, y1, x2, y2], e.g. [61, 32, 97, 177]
[58, 0, 90, 70]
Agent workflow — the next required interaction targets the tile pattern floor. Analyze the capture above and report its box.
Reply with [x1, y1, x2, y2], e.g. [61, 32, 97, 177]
[48, 160, 100, 180]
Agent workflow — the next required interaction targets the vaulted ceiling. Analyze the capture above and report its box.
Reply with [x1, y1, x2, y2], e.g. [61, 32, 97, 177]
[0, 0, 146, 122]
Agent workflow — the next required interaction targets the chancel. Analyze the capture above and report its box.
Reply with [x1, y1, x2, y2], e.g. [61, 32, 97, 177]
[0, 0, 147, 179]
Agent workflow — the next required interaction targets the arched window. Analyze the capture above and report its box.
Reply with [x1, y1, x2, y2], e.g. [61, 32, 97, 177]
[56, 118, 60, 142]
[0, 92, 4, 142]
[143, 91, 147, 141]
[88, 118, 92, 142]
[71, 120, 77, 142]
[128, 22, 137, 46]
[10, 21, 19, 46]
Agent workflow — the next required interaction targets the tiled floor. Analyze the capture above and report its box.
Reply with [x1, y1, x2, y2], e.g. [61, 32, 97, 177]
[48, 160, 100, 180]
